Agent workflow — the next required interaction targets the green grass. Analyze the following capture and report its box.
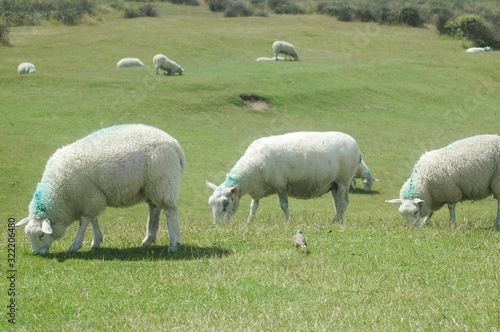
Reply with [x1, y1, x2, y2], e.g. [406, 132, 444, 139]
[1, 3, 499, 330]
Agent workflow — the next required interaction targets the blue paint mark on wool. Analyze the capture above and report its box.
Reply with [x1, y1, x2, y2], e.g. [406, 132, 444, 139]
[81, 124, 131, 143]
[366, 170, 372, 178]
[222, 169, 242, 188]
[30, 181, 52, 217]
[402, 161, 421, 199]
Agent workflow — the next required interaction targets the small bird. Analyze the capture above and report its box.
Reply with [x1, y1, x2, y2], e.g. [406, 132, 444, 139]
[293, 230, 307, 251]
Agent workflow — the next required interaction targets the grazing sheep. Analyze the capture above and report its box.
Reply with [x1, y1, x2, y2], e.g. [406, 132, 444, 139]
[117, 58, 145, 68]
[207, 131, 361, 223]
[256, 56, 285, 61]
[351, 159, 378, 192]
[18, 62, 36, 74]
[15, 124, 186, 254]
[153, 54, 183, 75]
[272, 41, 299, 61]
[465, 47, 491, 53]
[387, 135, 500, 227]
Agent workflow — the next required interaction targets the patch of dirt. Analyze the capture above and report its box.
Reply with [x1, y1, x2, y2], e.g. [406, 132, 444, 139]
[240, 94, 270, 112]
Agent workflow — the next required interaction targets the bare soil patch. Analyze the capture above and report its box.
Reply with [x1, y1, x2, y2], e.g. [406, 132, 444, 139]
[240, 94, 270, 112]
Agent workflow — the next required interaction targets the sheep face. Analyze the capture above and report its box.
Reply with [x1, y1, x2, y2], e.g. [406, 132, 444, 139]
[386, 198, 428, 225]
[362, 178, 378, 192]
[16, 217, 57, 254]
[207, 183, 240, 223]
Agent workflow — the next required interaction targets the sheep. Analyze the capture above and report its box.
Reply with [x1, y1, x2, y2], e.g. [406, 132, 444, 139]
[153, 54, 183, 76]
[117, 58, 145, 68]
[206, 131, 361, 223]
[465, 47, 491, 53]
[350, 159, 378, 192]
[272, 41, 299, 61]
[386, 135, 500, 228]
[15, 124, 186, 254]
[18, 62, 36, 74]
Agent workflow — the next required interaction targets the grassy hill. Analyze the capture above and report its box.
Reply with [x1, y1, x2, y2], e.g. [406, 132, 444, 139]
[1, 3, 499, 330]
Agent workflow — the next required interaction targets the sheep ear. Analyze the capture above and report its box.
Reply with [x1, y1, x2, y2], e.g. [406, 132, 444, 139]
[231, 186, 239, 195]
[206, 181, 218, 192]
[386, 199, 403, 205]
[414, 198, 425, 206]
[41, 218, 53, 234]
[15, 217, 30, 227]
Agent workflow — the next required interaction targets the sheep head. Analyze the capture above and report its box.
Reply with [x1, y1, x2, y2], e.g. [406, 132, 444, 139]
[386, 198, 429, 226]
[206, 181, 240, 223]
[15, 217, 57, 254]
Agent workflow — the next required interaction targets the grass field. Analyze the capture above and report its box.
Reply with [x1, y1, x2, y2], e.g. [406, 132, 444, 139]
[1, 2, 499, 330]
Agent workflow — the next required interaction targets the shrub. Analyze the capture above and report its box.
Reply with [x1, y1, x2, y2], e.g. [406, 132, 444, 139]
[443, 14, 493, 41]
[225, 1, 254, 17]
[124, 4, 160, 18]
[205, 0, 231, 12]
[335, 6, 353, 22]
[354, 6, 375, 22]
[168, 0, 199, 5]
[317, 2, 336, 17]
[376, 6, 393, 24]
[0, 22, 11, 46]
[393, 7, 423, 27]
[267, 0, 304, 15]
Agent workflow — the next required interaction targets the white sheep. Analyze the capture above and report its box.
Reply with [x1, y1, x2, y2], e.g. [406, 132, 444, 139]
[272, 41, 299, 61]
[15, 124, 186, 254]
[350, 159, 378, 192]
[465, 46, 491, 53]
[18, 62, 36, 74]
[117, 58, 145, 68]
[153, 54, 183, 75]
[387, 135, 500, 227]
[206, 131, 361, 223]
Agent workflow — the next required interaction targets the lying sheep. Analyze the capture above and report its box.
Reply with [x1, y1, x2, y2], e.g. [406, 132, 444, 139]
[207, 131, 361, 223]
[465, 47, 491, 53]
[117, 58, 145, 68]
[272, 41, 299, 61]
[18, 62, 36, 74]
[15, 124, 186, 254]
[350, 159, 378, 192]
[153, 54, 183, 75]
[387, 135, 500, 227]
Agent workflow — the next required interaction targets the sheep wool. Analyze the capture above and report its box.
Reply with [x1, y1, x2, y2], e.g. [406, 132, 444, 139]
[117, 58, 145, 68]
[16, 124, 186, 254]
[207, 131, 361, 223]
[272, 41, 299, 61]
[18, 62, 36, 74]
[351, 159, 378, 192]
[387, 135, 500, 227]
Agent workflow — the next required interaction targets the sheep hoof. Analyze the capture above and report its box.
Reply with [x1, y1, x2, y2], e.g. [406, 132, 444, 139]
[141, 237, 156, 247]
[168, 242, 180, 254]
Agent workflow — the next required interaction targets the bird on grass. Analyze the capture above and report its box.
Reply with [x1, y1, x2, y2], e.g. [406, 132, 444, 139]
[293, 230, 307, 251]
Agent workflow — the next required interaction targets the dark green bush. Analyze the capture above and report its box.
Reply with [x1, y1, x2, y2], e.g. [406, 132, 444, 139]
[267, 0, 304, 15]
[354, 6, 375, 22]
[124, 4, 160, 18]
[0, 22, 11, 46]
[335, 6, 353, 22]
[225, 1, 253, 17]
[205, 0, 231, 12]
[168, 0, 199, 5]
[393, 7, 423, 27]
[443, 14, 492, 40]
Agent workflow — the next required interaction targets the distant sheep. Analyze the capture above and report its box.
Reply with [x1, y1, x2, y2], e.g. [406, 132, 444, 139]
[256, 56, 285, 61]
[18, 62, 36, 74]
[387, 135, 500, 227]
[465, 47, 491, 53]
[153, 54, 183, 75]
[207, 131, 361, 223]
[272, 41, 299, 61]
[117, 58, 145, 68]
[15, 124, 186, 254]
[351, 159, 378, 192]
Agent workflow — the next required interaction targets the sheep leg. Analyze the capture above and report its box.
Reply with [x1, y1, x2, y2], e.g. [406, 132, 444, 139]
[142, 202, 161, 247]
[90, 218, 103, 249]
[421, 212, 433, 226]
[278, 194, 291, 221]
[331, 184, 349, 223]
[155, 66, 159, 75]
[165, 205, 181, 253]
[275, 53, 278, 61]
[448, 203, 456, 226]
[67, 215, 92, 253]
[248, 199, 259, 222]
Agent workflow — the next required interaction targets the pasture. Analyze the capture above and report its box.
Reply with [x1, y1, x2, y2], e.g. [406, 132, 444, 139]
[1, 2, 499, 330]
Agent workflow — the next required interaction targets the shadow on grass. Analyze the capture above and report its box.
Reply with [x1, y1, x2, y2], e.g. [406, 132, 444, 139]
[46, 244, 231, 262]
[348, 189, 381, 195]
